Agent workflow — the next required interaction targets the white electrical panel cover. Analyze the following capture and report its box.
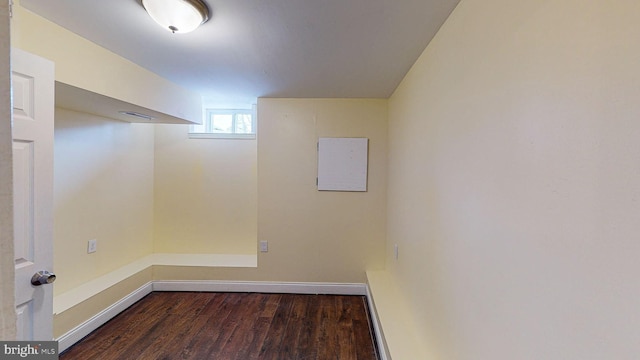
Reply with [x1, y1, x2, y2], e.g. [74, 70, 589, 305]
[317, 137, 368, 191]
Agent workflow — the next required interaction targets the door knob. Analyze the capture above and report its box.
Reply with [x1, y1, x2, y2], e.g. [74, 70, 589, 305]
[31, 270, 56, 286]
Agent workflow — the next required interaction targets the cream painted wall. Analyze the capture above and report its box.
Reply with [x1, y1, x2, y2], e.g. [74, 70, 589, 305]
[153, 98, 388, 284]
[153, 125, 257, 254]
[54, 109, 155, 295]
[55, 98, 388, 337]
[10, 0, 201, 123]
[256, 98, 387, 282]
[385, 0, 640, 359]
[154, 99, 387, 269]
[0, 0, 16, 340]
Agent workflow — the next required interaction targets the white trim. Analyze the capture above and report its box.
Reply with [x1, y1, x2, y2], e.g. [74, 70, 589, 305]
[188, 132, 255, 140]
[152, 280, 367, 295]
[53, 253, 257, 315]
[365, 284, 390, 360]
[53, 256, 154, 315]
[152, 253, 257, 267]
[56, 282, 152, 352]
[189, 107, 257, 139]
[56, 280, 375, 353]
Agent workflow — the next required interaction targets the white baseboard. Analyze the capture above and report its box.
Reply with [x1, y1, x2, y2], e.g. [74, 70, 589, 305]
[152, 280, 367, 295]
[365, 285, 390, 360]
[56, 282, 153, 352]
[54, 253, 257, 315]
[56, 280, 374, 353]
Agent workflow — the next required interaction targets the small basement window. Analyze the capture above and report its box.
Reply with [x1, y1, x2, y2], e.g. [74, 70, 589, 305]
[189, 108, 256, 139]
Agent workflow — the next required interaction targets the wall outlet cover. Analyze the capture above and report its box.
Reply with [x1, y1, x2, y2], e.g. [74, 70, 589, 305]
[88, 239, 97, 254]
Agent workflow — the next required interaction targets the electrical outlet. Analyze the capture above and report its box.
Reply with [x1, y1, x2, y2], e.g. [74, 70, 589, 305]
[394, 244, 398, 260]
[88, 239, 97, 254]
[259, 241, 268, 253]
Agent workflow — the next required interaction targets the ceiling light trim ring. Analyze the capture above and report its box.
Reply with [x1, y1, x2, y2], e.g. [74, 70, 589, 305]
[142, 0, 210, 34]
[186, 0, 209, 24]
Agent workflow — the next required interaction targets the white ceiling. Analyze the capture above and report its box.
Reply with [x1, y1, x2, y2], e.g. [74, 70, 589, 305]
[20, 0, 460, 107]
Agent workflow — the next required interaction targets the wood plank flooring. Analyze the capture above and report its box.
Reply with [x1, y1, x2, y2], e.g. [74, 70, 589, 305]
[60, 292, 379, 360]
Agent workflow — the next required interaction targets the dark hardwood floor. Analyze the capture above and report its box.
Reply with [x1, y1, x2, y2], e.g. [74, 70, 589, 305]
[60, 292, 379, 360]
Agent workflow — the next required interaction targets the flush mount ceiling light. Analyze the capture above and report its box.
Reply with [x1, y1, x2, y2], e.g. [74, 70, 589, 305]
[142, 0, 210, 34]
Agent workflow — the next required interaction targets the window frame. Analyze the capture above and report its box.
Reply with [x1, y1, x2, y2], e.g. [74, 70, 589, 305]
[189, 108, 257, 139]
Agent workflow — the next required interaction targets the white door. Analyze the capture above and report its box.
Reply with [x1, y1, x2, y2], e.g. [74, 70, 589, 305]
[12, 48, 55, 341]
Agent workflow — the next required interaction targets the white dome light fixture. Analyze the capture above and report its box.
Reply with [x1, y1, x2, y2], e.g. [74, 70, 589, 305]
[142, 0, 210, 34]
